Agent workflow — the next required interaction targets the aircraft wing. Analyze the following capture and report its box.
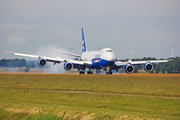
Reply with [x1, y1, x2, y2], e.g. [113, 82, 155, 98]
[5, 51, 91, 65]
[115, 59, 171, 66]
[56, 51, 81, 57]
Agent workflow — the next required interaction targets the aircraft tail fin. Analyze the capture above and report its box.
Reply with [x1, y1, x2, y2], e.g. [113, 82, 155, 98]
[82, 28, 87, 52]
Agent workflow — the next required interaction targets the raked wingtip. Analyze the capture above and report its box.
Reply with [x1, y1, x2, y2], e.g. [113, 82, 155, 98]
[5, 51, 15, 54]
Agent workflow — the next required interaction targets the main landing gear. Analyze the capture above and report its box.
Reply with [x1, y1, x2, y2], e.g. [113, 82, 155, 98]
[87, 71, 93, 74]
[79, 71, 85, 74]
[106, 71, 112, 74]
[79, 70, 93, 74]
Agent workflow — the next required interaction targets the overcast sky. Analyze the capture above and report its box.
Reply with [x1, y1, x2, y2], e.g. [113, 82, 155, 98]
[0, 0, 180, 60]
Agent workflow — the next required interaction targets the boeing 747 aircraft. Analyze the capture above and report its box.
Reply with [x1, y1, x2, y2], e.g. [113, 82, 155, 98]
[6, 28, 170, 74]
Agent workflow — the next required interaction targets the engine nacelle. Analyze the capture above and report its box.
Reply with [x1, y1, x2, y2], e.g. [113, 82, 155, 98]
[37, 58, 47, 67]
[125, 64, 134, 73]
[64, 62, 73, 71]
[144, 63, 153, 72]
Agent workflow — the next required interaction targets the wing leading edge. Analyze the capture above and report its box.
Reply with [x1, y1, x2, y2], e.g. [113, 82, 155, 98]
[5, 51, 91, 66]
[115, 59, 171, 66]
[114, 59, 172, 74]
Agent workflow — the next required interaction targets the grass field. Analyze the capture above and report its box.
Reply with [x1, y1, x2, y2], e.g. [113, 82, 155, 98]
[0, 73, 180, 120]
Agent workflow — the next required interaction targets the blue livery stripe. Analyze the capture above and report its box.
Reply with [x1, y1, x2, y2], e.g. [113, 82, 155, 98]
[91, 58, 115, 69]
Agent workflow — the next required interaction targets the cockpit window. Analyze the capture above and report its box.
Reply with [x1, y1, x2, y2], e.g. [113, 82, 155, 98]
[106, 50, 112, 52]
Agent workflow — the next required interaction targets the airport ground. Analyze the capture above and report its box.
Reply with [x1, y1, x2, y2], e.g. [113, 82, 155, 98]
[0, 73, 180, 120]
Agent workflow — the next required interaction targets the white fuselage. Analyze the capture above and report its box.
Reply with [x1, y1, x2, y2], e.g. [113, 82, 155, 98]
[80, 48, 115, 63]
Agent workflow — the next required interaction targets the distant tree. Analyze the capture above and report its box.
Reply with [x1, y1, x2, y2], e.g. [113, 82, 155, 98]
[155, 64, 160, 73]
[142, 57, 156, 60]
[172, 57, 180, 73]
[0, 59, 6, 67]
[133, 66, 138, 73]
[25, 66, 30, 72]
[159, 57, 180, 73]
[27, 61, 36, 68]
[167, 66, 173, 73]
[161, 67, 167, 73]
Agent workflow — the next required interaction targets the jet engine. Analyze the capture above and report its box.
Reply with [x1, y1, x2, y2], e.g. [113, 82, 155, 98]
[125, 64, 134, 73]
[144, 63, 153, 72]
[64, 62, 73, 71]
[37, 58, 47, 67]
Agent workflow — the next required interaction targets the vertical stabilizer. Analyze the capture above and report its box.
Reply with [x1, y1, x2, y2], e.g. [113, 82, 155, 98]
[82, 28, 87, 52]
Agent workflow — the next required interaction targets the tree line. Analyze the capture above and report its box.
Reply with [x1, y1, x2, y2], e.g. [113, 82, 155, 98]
[0, 59, 36, 68]
[0, 59, 50, 72]
[0, 57, 180, 73]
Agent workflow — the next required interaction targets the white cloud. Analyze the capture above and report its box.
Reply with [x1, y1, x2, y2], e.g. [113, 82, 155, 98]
[6, 36, 25, 44]
[55, 29, 78, 36]
[1, 23, 35, 29]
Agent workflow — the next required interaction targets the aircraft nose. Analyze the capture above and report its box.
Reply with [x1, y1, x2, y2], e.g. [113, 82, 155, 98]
[107, 53, 115, 61]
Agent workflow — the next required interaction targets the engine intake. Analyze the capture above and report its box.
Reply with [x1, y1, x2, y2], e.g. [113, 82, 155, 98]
[37, 58, 47, 67]
[144, 63, 153, 72]
[125, 64, 134, 73]
[64, 62, 73, 71]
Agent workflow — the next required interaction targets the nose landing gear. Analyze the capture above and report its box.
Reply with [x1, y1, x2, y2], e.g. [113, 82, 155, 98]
[106, 66, 113, 74]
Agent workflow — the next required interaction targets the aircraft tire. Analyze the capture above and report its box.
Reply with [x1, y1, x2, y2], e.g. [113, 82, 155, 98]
[106, 71, 113, 75]
[87, 71, 93, 74]
[79, 71, 85, 74]
[96, 69, 100, 74]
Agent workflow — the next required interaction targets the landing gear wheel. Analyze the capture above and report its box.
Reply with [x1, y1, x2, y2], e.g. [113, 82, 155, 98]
[96, 69, 100, 74]
[106, 71, 113, 75]
[79, 71, 85, 74]
[87, 71, 93, 74]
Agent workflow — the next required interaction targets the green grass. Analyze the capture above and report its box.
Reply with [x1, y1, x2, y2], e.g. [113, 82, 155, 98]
[0, 73, 180, 119]
[0, 73, 180, 97]
[26, 111, 66, 120]
[0, 109, 66, 120]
